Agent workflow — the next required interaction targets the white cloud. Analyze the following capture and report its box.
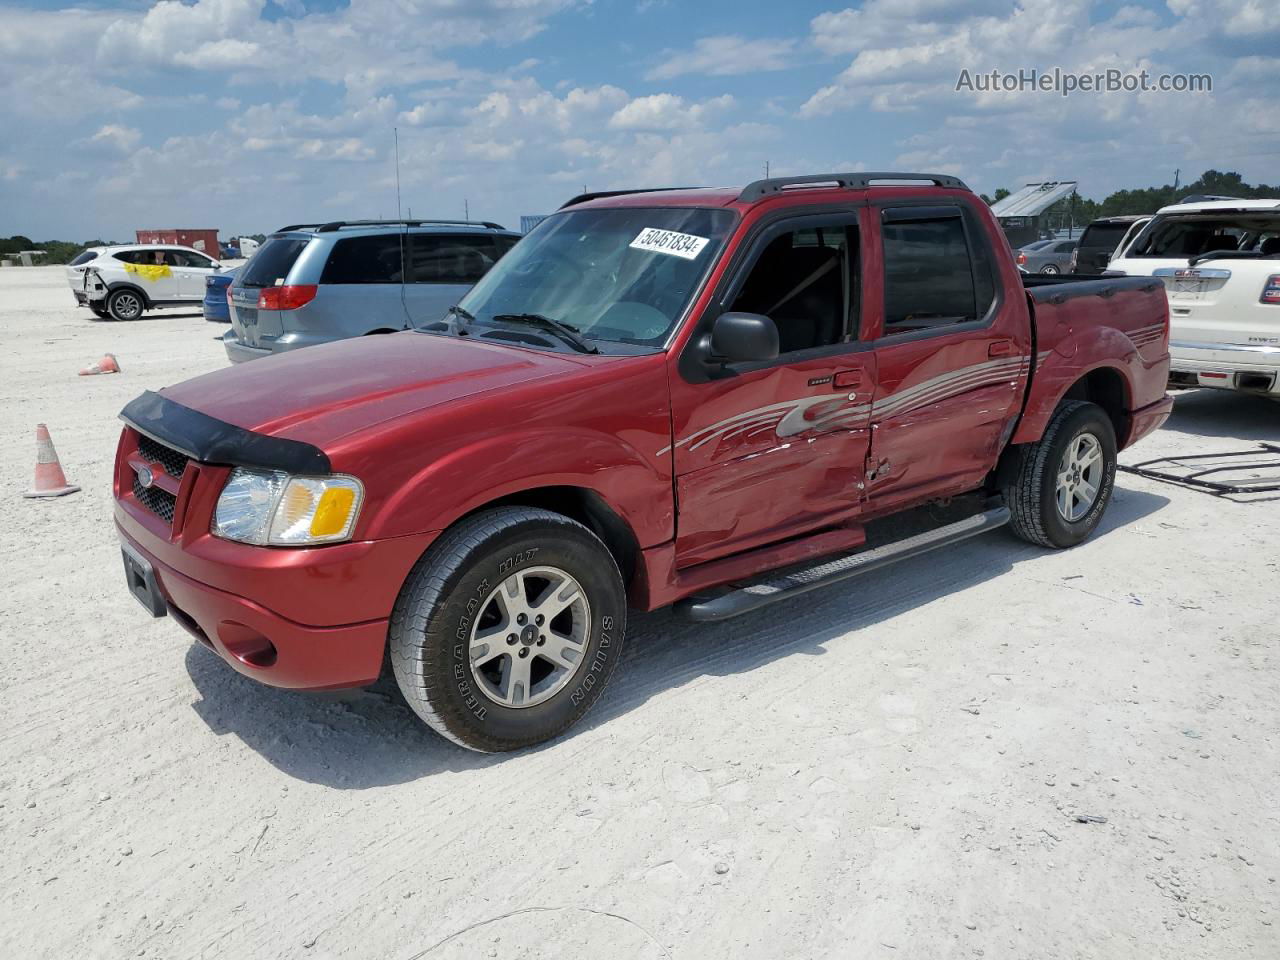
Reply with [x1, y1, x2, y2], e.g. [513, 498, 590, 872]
[647, 35, 797, 81]
[608, 93, 734, 131]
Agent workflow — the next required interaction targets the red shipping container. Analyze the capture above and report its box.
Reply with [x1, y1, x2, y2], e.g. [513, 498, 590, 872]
[135, 229, 220, 256]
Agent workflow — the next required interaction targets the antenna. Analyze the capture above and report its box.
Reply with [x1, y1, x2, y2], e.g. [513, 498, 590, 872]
[464, 198, 469, 220]
[764, 160, 770, 177]
[394, 127, 402, 220]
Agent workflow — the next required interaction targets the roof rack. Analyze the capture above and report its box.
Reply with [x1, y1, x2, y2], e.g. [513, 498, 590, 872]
[275, 219, 506, 233]
[559, 187, 703, 209]
[738, 172, 968, 203]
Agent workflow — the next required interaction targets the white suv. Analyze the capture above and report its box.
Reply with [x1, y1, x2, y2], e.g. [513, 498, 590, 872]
[67, 244, 224, 321]
[1108, 199, 1280, 397]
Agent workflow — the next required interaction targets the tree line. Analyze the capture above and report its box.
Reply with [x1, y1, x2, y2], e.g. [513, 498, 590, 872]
[981, 170, 1279, 230]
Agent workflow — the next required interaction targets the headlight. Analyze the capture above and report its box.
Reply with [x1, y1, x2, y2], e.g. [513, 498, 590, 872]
[212, 468, 364, 546]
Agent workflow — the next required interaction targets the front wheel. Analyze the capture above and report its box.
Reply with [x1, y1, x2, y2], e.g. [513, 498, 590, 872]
[1005, 400, 1117, 548]
[89, 303, 110, 319]
[389, 507, 627, 752]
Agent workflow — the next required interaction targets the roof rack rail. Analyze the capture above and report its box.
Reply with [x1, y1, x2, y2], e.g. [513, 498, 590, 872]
[738, 172, 969, 203]
[274, 223, 326, 233]
[310, 219, 506, 232]
[559, 187, 703, 209]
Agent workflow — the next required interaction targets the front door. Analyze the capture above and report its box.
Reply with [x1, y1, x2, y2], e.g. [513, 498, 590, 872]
[169, 250, 218, 299]
[670, 214, 875, 567]
[864, 201, 1030, 512]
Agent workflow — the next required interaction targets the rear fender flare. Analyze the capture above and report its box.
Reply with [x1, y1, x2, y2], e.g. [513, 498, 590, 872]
[1012, 326, 1142, 445]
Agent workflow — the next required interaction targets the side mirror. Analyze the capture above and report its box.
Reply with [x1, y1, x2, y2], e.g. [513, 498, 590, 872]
[209, 260, 222, 269]
[709, 311, 779, 364]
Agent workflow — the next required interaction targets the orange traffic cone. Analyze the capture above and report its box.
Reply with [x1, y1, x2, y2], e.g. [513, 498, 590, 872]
[24, 424, 81, 498]
[79, 353, 120, 376]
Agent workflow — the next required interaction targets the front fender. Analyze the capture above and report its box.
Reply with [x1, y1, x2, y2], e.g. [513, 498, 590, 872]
[361, 426, 674, 548]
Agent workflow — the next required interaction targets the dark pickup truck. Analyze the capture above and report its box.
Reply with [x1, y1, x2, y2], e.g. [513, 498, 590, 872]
[114, 172, 1172, 752]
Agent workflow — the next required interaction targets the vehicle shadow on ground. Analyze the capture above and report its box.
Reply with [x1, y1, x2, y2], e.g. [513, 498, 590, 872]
[1161, 389, 1278, 442]
[184, 486, 1169, 788]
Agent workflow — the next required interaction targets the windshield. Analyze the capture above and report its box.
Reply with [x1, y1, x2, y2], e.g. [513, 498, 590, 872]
[444, 206, 737, 349]
[239, 235, 310, 288]
[1125, 213, 1280, 259]
[70, 250, 99, 266]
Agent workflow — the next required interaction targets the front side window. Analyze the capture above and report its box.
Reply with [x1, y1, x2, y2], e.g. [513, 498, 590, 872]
[729, 223, 858, 354]
[451, 207, 737, 347]
[881, 208, 995, 336]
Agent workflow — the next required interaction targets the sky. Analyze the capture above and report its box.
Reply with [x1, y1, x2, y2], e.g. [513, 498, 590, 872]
[1, 0, 1277, 241]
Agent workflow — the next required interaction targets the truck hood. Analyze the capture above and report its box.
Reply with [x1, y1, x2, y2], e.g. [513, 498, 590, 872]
[160, 331, 587, 447]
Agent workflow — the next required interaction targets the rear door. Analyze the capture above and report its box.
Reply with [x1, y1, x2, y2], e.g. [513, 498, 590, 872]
[864, 201, 1029, 512]
[314, 232, 413, 333]
[671, 213, 874, 566]
[402, 233, 515, 327]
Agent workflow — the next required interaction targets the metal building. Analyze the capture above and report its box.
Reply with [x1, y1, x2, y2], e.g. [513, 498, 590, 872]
[989, 182, 1078, 247]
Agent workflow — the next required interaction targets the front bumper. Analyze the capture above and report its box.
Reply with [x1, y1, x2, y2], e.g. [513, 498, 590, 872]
[116, 489, 438, 690]
[119, 525, 391, 689]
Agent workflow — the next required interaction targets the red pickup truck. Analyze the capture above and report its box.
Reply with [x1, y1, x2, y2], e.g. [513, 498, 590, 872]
[115, 172, 1172, 752]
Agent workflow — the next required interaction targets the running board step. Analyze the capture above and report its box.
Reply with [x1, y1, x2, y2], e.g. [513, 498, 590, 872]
[674, 505, 1011, 622]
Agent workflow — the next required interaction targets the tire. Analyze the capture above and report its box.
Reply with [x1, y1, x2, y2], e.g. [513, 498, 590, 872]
[1041, 264, 1060, 275]
[89, 303, 109, 319]
[1004, 400, 1117, 549]
[389, 506, 627, 753]
[106, 288, 144, 321]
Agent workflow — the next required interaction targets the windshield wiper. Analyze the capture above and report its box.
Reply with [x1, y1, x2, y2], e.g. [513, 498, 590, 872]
[491, 313, 598, 354]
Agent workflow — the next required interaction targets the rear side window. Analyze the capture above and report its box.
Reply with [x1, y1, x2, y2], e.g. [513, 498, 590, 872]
[70, 250, 98, 266]
[113, 250, 154, 264]
[1079, 223, 1129, 250]
[881, 207, 995, 336]
[409, 235, 501, 284]
[241, 236, 311, 287]
[320, 235, 406, 284]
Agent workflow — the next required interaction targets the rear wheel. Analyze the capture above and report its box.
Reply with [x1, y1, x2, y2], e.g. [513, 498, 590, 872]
[1041, 264, 1060, 275]
[1005, 400, 1117, 548]
[389, 507, 627, 753]
[106, 289, 144, 321]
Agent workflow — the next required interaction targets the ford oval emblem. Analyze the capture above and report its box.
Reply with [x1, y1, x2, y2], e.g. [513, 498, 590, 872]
[136, 464, 155, 489]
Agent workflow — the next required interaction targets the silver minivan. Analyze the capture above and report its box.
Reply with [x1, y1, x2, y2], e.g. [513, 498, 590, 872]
[223, 220, 520, 363]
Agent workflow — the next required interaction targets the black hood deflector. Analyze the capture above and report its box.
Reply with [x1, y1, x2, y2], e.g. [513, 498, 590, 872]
[120, 390, 331, 474]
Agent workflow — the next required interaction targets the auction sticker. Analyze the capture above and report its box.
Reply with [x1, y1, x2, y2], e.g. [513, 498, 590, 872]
[629, 227, 709, 260]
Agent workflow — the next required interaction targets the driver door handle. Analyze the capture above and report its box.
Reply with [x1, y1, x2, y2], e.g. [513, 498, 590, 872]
[833, 369, 863, 389]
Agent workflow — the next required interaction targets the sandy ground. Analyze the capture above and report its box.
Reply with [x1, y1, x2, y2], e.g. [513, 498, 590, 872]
[1, 264, 1278, 960]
